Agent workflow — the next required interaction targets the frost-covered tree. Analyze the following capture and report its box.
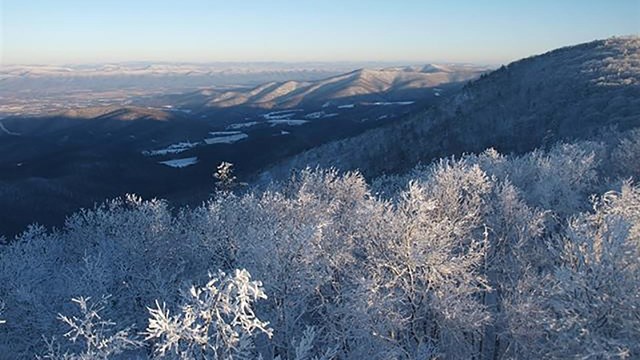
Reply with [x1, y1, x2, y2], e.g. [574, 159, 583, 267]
[230, 169, 370, 358]
[39, 296, 142, 360]
[145, 269, 272, 360]
[506, 182, 640, 359]
[1, 132, 640, 359]
[613, 128, 640, 179]
[215, 162, 238, 192]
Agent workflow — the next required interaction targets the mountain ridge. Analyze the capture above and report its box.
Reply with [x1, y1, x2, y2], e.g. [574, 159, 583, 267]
[260, 37, 640, 181]
[199, 64, 488, 109]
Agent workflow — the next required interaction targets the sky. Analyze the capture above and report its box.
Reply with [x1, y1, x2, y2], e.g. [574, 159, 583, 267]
[1, 0, 638, 65]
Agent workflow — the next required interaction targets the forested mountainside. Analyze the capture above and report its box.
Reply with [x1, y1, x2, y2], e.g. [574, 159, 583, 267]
[1, 37, 639, 359]
[262, 37, 640, 180]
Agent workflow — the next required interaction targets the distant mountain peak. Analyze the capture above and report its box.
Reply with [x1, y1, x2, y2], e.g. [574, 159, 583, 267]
[195, 64, 488, 109]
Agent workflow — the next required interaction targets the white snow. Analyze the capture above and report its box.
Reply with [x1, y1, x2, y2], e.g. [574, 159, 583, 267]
[143, 141, 199, 156]
[204, 133, 249, 144]
[304, 111, 339, 119]
[280, 130, 290, 135]
[209, 131, 242, 136]
[268, 120, 308, 126]
[338, 104, 355, 109]
[159, 157, 199, 168]
[262, 109, 304, 120]
[226, 121, 259, 130]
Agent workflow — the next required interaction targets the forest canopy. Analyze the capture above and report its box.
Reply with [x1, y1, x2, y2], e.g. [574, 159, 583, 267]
[1, 128, 639, 359]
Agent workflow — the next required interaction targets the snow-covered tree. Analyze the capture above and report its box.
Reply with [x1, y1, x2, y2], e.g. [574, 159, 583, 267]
[215, 162, 238, 192]
[0, 134, 639, 359]
[145, 269, 272, 359]
[39, 296, 142, 360]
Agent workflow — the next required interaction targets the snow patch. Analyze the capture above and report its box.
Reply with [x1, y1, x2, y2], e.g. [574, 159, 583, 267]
[159, 157, 199, 168]
[268, 120, 308, 126]
[226, 121, 259, 130]
[338, 104, 355, 109]
[262, 109, 304, 120]
[143, 141, 199, 156]
[304, 111, 339, 119]
[209, 131, 242, 136]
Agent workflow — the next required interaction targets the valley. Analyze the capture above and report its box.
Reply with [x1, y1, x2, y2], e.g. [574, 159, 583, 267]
[0, 63, 487, 236]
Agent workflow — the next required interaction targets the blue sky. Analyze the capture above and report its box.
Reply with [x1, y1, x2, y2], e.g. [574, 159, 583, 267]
[1, 0, 638, 65]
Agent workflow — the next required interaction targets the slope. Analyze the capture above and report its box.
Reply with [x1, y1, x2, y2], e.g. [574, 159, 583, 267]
[201, 64, 488, 109]
[261, 37, 640, 180]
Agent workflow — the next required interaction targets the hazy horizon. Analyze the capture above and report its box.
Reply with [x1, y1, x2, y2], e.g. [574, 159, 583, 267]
[2, 0, 638, 66]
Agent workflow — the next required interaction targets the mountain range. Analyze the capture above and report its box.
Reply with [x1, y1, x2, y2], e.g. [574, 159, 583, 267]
[190, 64, 486, 109]
[262, 37, 640, 181]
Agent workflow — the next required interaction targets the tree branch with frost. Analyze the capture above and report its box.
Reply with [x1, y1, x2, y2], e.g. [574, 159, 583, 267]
[39, 295, 142, 360]
[144, 269, 272, 359]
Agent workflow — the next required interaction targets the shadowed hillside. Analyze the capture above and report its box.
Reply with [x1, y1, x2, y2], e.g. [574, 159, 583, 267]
[262, 37, 640, 180]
